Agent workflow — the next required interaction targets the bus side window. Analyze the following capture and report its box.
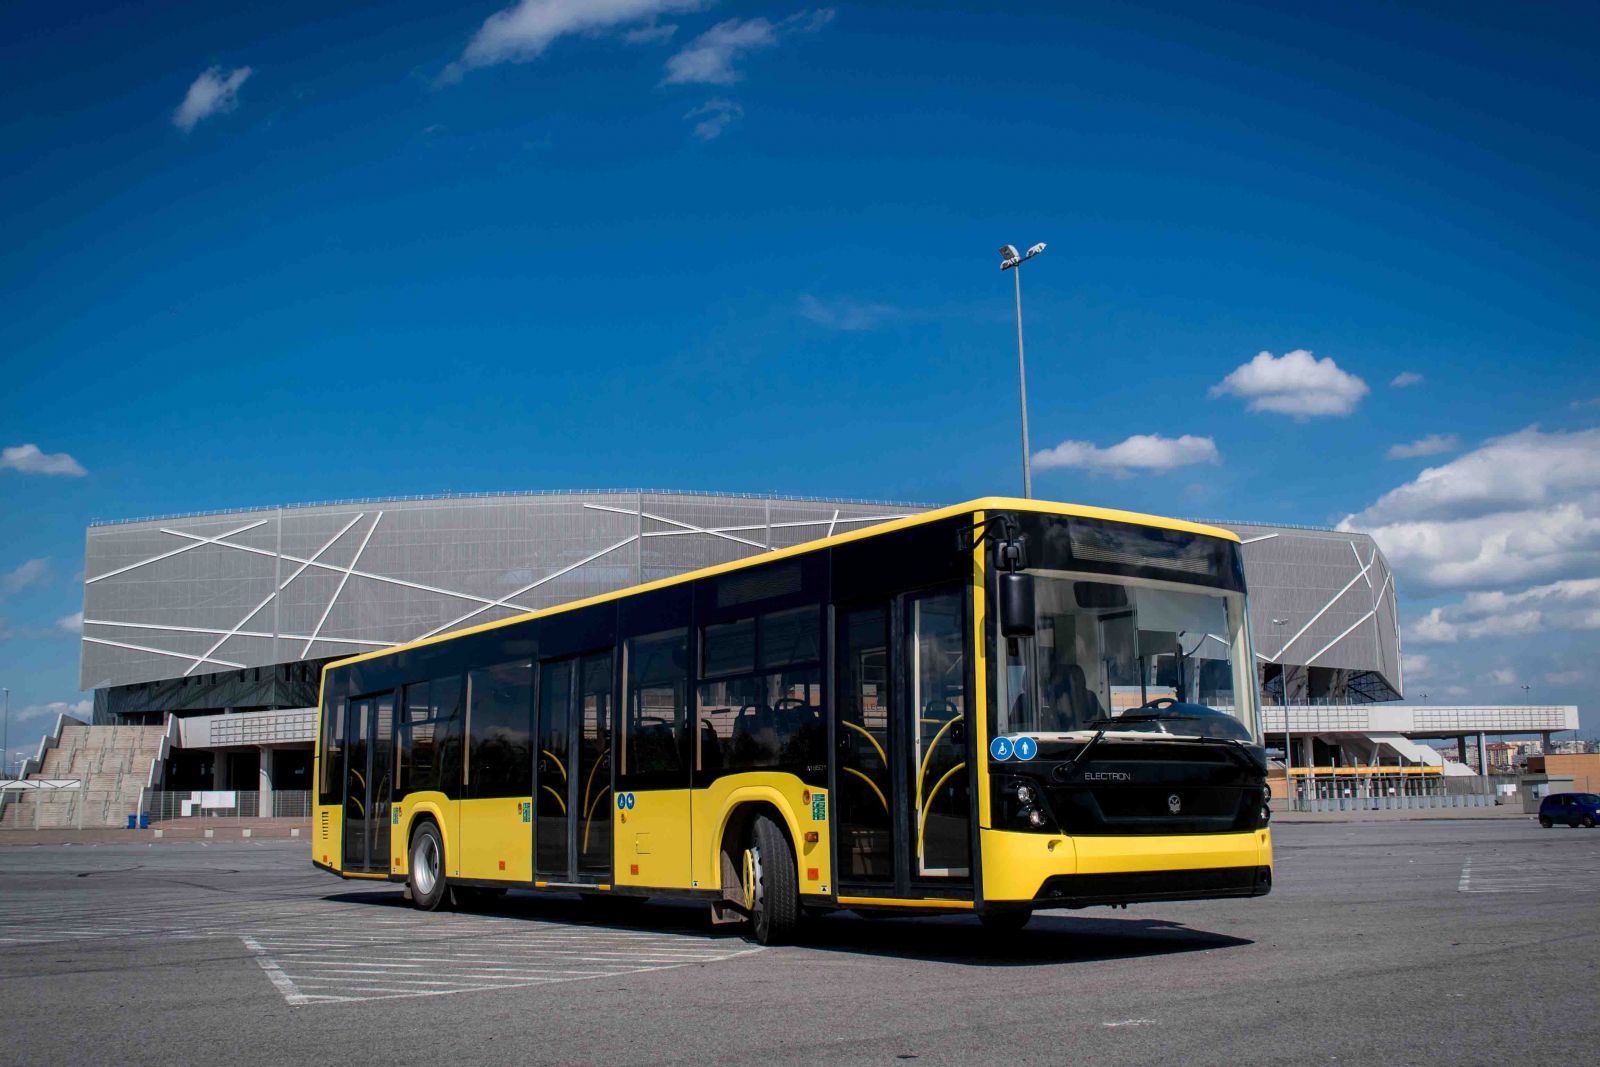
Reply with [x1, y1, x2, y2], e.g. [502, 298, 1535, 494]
[696, 605, 824, 774]
[624, 628, 688, 780]
[319, 696, 345, 806]
[466, 661, 534, 799]
[399, 676, 462, 797]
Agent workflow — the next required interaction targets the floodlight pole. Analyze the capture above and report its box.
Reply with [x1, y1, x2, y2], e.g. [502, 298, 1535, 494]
[1000, 243, 1045, 498]
[1013, 266, 1032, 498]
[2, 688, 8, 779]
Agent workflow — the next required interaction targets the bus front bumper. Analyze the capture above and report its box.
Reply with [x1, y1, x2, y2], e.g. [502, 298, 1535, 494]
[979, 826, 1273, 907]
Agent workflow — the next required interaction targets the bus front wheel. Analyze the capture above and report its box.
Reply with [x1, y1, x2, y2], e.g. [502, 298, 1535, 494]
[409, 822, 449, 911]
[742, 815, 799, 946]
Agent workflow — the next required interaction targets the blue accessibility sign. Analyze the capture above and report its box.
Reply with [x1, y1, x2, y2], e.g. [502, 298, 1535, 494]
[1014, 736, 1038, 761]
[624, 792, 636, 810]
[617, 792, 637, 811]
[989, 736, 1014, 761]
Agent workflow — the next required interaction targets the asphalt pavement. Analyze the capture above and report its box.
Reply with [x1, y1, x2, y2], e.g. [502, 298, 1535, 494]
[0, 819, 1595, 1066]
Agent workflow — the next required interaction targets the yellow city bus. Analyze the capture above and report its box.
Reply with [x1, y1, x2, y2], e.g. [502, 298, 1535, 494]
[312, 498, 1273, 943]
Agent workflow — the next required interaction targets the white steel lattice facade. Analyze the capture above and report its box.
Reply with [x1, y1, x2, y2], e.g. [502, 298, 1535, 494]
[79, 494, 1404, 703]
[81, 492, 923, 691]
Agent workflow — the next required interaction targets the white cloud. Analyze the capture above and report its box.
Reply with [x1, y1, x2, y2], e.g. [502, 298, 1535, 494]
[172, 66, 253, 132]
[1545, 669, 1583, 685]
[1402, 653, 1432, 679]
[662, 9, 831, 86]
[57, 611, 83, 635]
[14, 699, 92, 725]
[1209, 349, 1369, 417]
[662, 17, 778, 84]
[1341, 427, 1600, 592]
[444, 0, 706, 81]
[1033, 434, 1221, 477]
[684, 97, 743, 141]
[1, 443, 86, 477]
[1349, 427, 1600, 526]
[1, 559, 49, 596]
[1484, 667, 1518, 686]
[1407, 578, 1600, 644]
[796, 293, 896, 330]
[1387, 433, 1460, 460]
[1390, 371, 1424, 388]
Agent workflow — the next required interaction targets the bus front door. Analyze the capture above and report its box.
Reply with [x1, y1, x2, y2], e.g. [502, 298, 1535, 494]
[342, 692, 395, 875]
[535, 652, 614, 885]
[834, 588, 972, 897]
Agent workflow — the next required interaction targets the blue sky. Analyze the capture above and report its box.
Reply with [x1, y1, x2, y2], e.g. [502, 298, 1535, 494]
[2, 0, 1598, 752]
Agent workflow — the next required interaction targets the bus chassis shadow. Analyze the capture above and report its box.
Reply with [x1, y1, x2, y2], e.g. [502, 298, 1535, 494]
[798, 912, 1252, 966]
[318, 890, 1251, 964]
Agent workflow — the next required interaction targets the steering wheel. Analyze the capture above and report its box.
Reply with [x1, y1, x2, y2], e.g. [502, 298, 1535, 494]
[1136, 697, 1180, 713]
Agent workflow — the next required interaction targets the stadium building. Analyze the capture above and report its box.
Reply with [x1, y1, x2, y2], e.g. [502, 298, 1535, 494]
[1, 490, 1580, 827]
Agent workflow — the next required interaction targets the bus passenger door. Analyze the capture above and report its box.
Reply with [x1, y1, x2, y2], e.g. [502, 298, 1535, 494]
[835, 605, 897, 891]
[536, 651, 614, 885]
[343, 691, 396, 874]
[834, 589, 972, 897]
[907, 589, 971, 884]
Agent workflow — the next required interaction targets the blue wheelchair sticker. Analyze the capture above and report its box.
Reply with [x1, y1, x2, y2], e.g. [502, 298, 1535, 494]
[989, 737, 1014, 761]
[1014, 736, 1038, 761]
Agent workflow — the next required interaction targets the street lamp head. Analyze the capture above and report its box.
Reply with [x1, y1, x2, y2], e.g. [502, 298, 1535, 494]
[1026, 242, 1046, 257]
[998, 244, 1020, 270]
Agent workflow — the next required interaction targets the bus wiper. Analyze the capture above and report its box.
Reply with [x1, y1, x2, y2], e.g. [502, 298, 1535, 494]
[1192, 736, 1265, 774]
[1061, 728, 1108, 776]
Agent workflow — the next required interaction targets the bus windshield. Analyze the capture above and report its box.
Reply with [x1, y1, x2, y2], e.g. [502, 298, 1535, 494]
[997, 572, 1259, 742]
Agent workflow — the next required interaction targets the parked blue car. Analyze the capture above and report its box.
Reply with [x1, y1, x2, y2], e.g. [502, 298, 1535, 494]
[1538, 792, 1600, 828]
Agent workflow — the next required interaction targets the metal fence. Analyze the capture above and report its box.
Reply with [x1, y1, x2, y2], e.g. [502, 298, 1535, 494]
[143, 790, 312, 822]
[1287, 793, 1500, 813]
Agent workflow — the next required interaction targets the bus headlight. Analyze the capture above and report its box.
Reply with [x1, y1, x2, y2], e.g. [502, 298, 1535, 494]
[997, 775, 1057, 833]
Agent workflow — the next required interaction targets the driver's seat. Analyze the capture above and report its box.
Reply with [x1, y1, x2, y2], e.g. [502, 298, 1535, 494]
[1053, 664, 1105, 724]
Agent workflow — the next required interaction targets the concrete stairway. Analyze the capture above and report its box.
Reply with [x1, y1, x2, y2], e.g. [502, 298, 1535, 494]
[0, 724, 166, 828]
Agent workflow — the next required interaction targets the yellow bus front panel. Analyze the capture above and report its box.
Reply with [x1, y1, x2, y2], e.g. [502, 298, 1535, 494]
[980, 826, 1273, 903]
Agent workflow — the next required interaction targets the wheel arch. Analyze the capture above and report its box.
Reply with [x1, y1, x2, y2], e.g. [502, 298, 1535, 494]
[401, 801, 450, 873]
[714, 789, 802, 872]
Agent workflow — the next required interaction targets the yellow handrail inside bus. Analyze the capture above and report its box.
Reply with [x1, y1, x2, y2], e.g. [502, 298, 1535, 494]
[581, 786, 612, 853]
[541, 784, 567, 814]
[350, 768, 365, 790]
[542, 749, 568, 783]
[840, 720, 887, 767]
[842, 766, 889, 814]
[581, 749, 607, 823]
[916, 716, 958, 806]
[917, 762, 966, 861]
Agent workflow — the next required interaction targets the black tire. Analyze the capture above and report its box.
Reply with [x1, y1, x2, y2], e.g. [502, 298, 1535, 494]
[1539, 816, 1553, 828]
[1583, 815, 1596, 829]
[408, 822, 449, 911]
[979, 909, 1032, 933]
[743, 814, 799, 946]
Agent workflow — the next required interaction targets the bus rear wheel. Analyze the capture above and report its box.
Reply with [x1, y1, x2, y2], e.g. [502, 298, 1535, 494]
[742, 815, 799, 946]
[409, 822, 449, 911]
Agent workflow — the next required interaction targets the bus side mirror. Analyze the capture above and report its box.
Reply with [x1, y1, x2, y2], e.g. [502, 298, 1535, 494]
[999, 572, 1035, 637]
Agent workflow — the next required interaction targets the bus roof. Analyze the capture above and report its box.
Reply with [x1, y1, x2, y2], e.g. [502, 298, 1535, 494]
[321, 497, 1240, 673]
